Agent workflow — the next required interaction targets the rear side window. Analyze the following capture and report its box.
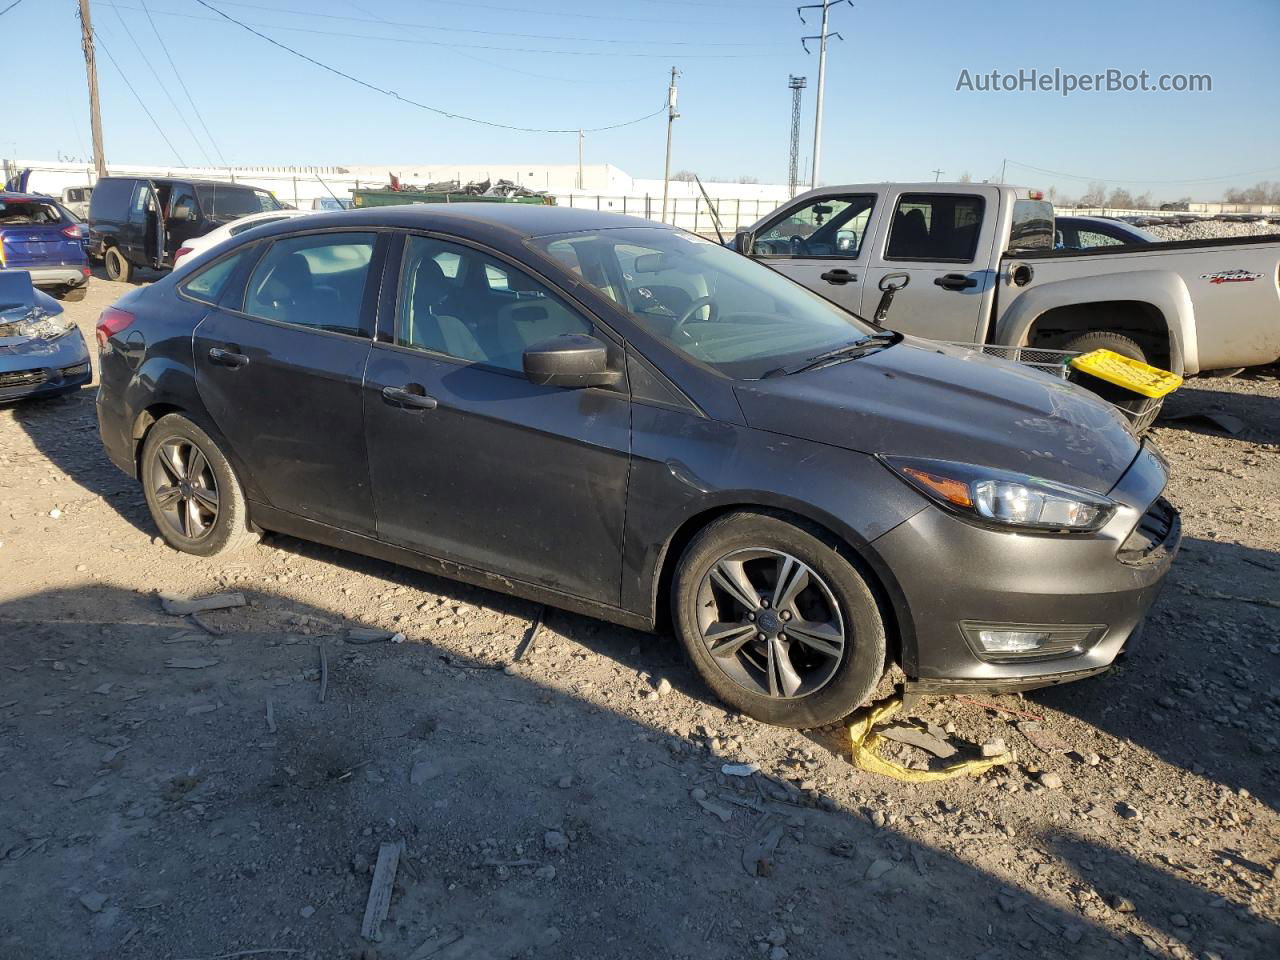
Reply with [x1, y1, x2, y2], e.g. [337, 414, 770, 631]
[180, 246, 257, 304]
[243, 232, 375, 335]
[195, 184, 283, 218]
[885, 193, 984, 262]
[1009, 199, 1054, 251]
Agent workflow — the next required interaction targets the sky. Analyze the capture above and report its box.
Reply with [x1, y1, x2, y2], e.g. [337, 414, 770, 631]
[6, 0, 1280, 202]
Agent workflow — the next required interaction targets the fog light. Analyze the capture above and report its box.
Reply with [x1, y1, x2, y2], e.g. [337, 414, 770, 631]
[960, 622, 1106, 662]
[977, 629, 1049, 653]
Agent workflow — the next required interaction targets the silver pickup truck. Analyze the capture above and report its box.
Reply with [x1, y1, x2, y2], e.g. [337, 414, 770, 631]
[734, 183, 1280, 395]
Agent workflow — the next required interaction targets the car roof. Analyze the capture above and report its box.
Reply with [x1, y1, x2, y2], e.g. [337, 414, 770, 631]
[246, 202, 672, 243]
[0, 192, 58, 202]
[98, 176, 268, 189]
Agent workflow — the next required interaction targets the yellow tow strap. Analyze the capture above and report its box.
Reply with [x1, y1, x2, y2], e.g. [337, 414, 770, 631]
[848, 696, 1016, 782]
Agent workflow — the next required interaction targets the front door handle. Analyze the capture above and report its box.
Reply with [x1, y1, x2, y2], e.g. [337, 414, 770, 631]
[820, 268, 858, 285]
[382, 385, 438, 410]
[934, 273, 978, 291]
[208, 347, 249, 368]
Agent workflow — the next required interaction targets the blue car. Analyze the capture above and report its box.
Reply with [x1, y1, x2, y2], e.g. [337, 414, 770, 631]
[0, 192, 91, 302]
[0, 270, 92, 402]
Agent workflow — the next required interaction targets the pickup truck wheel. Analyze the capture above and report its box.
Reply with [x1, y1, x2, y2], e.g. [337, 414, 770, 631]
[1063, 331, 1162, 428]
[672, 511, 887, 729]
[104, 247, 132, 283]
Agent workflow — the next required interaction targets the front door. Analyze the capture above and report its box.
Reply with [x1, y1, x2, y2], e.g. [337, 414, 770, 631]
[363, 234, 631, 605]
[748, 193, 879, 314]
[164, 182, 200, 263]
[860, 190, 998, 343]
[193, 230, 384, 534]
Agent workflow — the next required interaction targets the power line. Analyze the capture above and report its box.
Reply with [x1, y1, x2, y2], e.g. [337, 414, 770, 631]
[190, 0, 667, 134]
[203, 0, 779, 45]
[1006, 159, 1280, 185]
[92, 28, 188, 165]
[0, 0, 28, 17]
[102, 3, 765, 58]
[109, 3, 215, 166]
[141, 0, 229, 167]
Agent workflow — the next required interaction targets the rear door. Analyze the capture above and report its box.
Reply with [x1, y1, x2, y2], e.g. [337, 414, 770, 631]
[362, 232, 631, 604]
[860, 190, 999, 342]
[193, 229, 385, 534]
[748, 192, 878, 313]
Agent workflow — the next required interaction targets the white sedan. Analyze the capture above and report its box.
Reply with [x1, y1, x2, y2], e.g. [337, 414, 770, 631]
[172, 209, 317, 269]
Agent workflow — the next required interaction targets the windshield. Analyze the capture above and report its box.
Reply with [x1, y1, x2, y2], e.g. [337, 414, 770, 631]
[529, 227, 877, 379]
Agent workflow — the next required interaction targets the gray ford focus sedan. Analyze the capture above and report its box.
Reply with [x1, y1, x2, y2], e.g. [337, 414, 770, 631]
[94, 205, 1179, 727]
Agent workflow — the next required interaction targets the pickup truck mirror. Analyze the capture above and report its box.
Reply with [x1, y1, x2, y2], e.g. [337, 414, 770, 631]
[732, 230, 754, 255]
[171, 204, 194, 222]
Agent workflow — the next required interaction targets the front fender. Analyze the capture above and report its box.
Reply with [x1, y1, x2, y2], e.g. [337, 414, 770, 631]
[995, 270, 1197, 375]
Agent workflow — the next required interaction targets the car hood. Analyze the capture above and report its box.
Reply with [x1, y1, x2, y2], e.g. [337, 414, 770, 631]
[733, 338, 1140, 494]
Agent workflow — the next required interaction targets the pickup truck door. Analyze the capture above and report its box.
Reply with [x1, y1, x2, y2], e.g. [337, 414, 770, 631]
[747, 193, 879, 314]
[860, 190, 999, 343]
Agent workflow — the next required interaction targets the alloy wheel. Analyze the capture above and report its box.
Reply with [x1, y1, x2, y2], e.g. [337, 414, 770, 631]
[150, 439, 220, 540]
[694, 548, 846, 700]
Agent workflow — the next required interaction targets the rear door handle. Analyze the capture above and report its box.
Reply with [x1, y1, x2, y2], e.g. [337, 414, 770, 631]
[934, 273, 978, 291]
[820, 268, 858, 285]
[382, 385, 438, 410]
[207, 347, 249, 368]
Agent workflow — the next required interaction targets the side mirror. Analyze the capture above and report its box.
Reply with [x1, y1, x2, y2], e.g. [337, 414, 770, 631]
[171, 204, 193, 222]
[732, 230, 754, 255]
[523, 334, 621, 388]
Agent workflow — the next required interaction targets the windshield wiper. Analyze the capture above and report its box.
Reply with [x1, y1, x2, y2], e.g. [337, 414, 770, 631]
[763, 332, 898, 378]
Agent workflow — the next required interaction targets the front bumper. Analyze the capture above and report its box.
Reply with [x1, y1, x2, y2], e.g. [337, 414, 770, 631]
[0, 328, 93, 402]
[873, 444, 1179, 690]
[11, 264, 90, 292]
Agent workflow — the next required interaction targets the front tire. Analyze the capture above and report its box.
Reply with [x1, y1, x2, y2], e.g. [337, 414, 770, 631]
[140, 413, 258, 557]
[104, 246, 132, 283]
[672, 511, 887, 728]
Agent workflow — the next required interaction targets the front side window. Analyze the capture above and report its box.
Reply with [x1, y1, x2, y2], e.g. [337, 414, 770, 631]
[180, 246, 256, 304]
[532, 227, 877, 380]
[885, 193, 984, 262]
[396, 235, 592, 372]
[243, 232, 375, 335]
[753, 194, 875, 258]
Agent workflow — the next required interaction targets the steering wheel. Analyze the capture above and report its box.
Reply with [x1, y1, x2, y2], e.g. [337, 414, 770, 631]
[671, 295, 718, 339]
[789, 234, 811, 257]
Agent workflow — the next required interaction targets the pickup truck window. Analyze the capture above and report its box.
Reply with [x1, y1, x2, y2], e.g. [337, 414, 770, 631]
[885, 193, 984, 262]
[1010, 199, 1054, 251]
[752, 194, 875, 258]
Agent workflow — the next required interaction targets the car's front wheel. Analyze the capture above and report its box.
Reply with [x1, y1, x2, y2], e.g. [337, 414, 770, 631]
[140, 413, 258, 557]
[672, 511, 887, 728]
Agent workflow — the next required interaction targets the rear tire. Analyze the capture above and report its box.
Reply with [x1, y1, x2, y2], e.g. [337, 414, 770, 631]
[672, 511, 887, 728]
[140, 413, 258, 557]
[1064, 330, 1163, 430]
[104, 246, 132, 283]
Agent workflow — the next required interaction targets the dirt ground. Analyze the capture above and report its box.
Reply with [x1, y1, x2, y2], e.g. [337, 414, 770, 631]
[1, 273, 1277, 960]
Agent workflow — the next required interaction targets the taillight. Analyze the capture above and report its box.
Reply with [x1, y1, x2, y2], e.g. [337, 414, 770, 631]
[95, 307, 135, 348]
[62, 224, 88, 239]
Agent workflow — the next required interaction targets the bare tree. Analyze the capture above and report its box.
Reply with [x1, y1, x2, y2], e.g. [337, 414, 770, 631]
[736, 175, 759, 184]
[672, 170, 698, 182]
[1132, 191, 1154, 210]
[1080, 181, 1107, 207]
[957, 171, 972, 183]
[1105, 187, 1134, 208]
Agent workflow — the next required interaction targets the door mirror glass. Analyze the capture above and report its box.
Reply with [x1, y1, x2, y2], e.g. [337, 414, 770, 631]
[523, 334, 620, 388]
[731, 230, 754, 255]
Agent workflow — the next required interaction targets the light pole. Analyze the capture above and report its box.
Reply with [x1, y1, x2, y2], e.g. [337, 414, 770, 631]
[661, 66, 680, 224]
[799, 1, 845, 189]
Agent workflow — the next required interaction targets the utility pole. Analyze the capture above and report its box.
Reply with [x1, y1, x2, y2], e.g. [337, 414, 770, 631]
[932, 168, 944, 182]
[999, 158, 1007, 184]
[78, 0, 107, 180]
[577, 129, 584, 190]
[787, 76, 806, 198]
[799, 1, 844, 190]
[661, 66, 679, 224]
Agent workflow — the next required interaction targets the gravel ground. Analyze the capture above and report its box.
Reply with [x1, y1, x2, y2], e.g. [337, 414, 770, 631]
[1, 274, 1278, 960]
[1143, 221, 1280, 243]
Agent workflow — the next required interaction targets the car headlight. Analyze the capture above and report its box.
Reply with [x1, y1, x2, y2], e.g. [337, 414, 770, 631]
[17, 313, 75, 341]
[881, 456, 1115, 532]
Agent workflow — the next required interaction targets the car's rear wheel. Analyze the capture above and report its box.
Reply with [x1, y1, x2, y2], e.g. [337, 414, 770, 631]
[1063, 330, 1163, 430]
[141, 413, 258, 557]
[672, 511, 887, 728]
[104, 246, 132, 283]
